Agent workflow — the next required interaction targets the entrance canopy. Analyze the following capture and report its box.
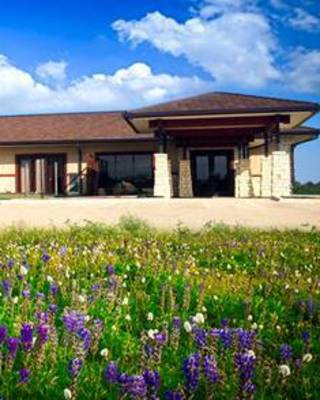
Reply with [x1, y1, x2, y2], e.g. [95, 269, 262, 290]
[125, 92, 319, 150]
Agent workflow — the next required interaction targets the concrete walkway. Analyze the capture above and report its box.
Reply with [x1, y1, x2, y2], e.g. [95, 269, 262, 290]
[0, 197, 319, 230]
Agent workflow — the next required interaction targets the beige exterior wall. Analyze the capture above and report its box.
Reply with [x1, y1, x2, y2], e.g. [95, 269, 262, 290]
[0, 134, 314, 197]
[0, 141, 156, 194]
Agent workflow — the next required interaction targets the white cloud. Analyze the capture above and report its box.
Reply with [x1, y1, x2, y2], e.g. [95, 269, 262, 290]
[0, 57, 210, 115]
[288, 8, 320, 32]
[196, 0, 257, 18]
[286, 48, 320, 93]
[36, 60, 68, 83]
[113, 10, 280, 88]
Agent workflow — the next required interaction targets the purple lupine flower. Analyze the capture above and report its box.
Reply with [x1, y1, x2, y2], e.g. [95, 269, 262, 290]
[49, 304, 57, 314]
[107, 265, 115, 275]
[280, 344, 293, 362]
[123, 375, 147, 398]
[22, 289, 30, 298]
[154, 332, 166, 345]
[7, 260, 14, 269]
[165, 390, 184, 400]
[219, 328, 232, 348]
[68, 358, 83, 378]
[172, 317, 181, 329]
[20, 324, 33, 352]
[36, 292, 45, 299]
[36, 311, 50, 324]
[302, 331, 310, 344]
[41, 253, 50, 263]
[183, 353, 201, 392]
[2, 279, 10, 296]
[77, 327, 91, 351]
[37, 324, 49, 343]
[17, 274, 24, 281]
[235, 352, 256, 381]
[203, 355, 219, 384]
[50, 283, 58, 296]
[63, 311, 85, 333]
[0, 326, 8, 343]
[194, 328, 207, 349]
[19, 368, 30, 384]
[221, 318, 229, 328]
[243, 381, 256, 395]
[60, 246, 67, 257]
[91, 284, 100, 292]
[143, 369, 160, 391]
[105, 361, 119, 384]
[237, 329, 255, 351]
[7, 337, 19, 358]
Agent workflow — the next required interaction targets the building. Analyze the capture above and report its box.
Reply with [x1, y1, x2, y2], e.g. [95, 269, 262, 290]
[0, 92, 319, 198]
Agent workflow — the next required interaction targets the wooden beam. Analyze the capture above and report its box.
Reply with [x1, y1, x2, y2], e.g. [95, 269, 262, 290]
[150, 115, 290, 129]
[166, 128, 261, 137]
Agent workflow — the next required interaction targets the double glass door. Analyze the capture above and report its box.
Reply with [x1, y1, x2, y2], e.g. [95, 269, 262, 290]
[191, 150, 235, 197]
[18, 154, 66, 196]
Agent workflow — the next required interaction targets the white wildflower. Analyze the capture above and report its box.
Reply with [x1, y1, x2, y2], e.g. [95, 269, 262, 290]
[46, 275, 53, 283]
[195, 313, 205, 324]
[202, 306, 207, 313]
[78, 295, 86, 303]
[245, 350, 256, 359]
[100, 348, 109, 358]
[147, 329, 158, 339]
[125, 314, 131, 321]
[247, 315, 253, 322]
[20, 266, 28, 276]
[213, 295, 218, 301]
[122, 297, 129, 306]
[184, 321, 192, 333]
[122, 282, 127, 288]
[251, 322, 258, 330]
[147, 312, 154, 321]
[64, 388, 72, 400]
[307, 277, 312, 284]
[279, 364, 291, 377]
[12, 297, 18, 304]
[302, 353, 313, 363]
[141, 277, 146, 284]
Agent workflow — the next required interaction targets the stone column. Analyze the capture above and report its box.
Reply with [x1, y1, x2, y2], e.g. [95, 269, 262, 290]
[179, 159, 193, 198]
[261, 156, 272, 197]
[235, 159, 251, 198]
[271, 149, 291, 197]
[153, 153, 173, 198]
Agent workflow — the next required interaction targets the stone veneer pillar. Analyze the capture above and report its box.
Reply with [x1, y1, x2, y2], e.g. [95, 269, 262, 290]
[179, 159, 193, 198]
[261, 156, 272, 197]
[271, 149, 291, 197]
[153, 153, 173, 198]
[235, 159, 251, 198]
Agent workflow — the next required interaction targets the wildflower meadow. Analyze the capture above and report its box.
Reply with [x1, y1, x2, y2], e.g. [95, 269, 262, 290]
[0, 219, 319, 399]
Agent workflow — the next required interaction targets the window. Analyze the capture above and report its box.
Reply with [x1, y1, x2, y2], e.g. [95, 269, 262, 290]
[97, 153, 154, 195]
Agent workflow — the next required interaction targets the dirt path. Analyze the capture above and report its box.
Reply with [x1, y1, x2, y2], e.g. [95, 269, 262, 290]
[0, 198, 319, 230]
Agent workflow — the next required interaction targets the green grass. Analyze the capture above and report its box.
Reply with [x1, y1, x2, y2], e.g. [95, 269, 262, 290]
[0, 218, 319, 399]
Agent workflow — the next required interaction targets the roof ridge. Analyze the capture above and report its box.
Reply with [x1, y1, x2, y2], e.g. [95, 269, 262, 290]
[0, 110, 125, 119]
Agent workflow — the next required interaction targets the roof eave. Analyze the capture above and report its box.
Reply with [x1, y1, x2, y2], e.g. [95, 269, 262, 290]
[126, 104, 320, 119]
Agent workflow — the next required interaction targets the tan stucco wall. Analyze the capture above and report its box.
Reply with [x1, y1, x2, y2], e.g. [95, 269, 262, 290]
[0, 142, 156, 193]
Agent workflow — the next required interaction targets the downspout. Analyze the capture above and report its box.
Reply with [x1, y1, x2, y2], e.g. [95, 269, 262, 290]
[77, 143, 83, 195]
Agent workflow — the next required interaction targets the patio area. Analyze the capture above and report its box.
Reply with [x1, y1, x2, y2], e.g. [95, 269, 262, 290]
[0, 197, 319, 230]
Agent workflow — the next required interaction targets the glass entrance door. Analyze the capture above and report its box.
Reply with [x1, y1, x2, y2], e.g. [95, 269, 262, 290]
[191, 150, 235, 197]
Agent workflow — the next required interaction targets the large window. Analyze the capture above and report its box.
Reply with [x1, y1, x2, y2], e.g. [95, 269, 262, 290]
[97, 153, 154, 196]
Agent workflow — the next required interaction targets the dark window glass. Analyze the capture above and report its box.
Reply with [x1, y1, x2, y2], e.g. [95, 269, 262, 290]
[97, 154, 153, 195]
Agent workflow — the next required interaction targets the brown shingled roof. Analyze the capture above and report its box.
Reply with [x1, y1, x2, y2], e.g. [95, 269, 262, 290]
[0, 112, 146, 144]
[128, 92, 320, 117]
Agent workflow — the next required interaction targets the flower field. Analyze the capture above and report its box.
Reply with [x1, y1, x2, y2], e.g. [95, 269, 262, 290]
[0, 219, 319, 399]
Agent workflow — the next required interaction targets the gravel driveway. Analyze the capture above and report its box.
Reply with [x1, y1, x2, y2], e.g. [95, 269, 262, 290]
[0, 197, 319, 230]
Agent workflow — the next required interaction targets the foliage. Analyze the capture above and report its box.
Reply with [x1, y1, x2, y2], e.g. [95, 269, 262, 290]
[293, 181, 320, 195]
[0, 221, 319, 399]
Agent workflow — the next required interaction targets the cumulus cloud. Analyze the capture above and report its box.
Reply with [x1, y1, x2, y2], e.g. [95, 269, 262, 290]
[286, 49, 320, 93]
[0, 57, 210, 115]
[113, 10, 280, 88]
[196, 0, 257, 18]
[288, 8, 320, 32]
[36, 60, 68, 84]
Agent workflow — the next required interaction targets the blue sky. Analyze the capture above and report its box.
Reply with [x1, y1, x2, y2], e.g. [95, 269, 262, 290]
[0, 0, 319, 182]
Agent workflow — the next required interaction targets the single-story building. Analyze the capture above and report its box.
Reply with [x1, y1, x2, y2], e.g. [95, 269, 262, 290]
[0, 91, 319, 198]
